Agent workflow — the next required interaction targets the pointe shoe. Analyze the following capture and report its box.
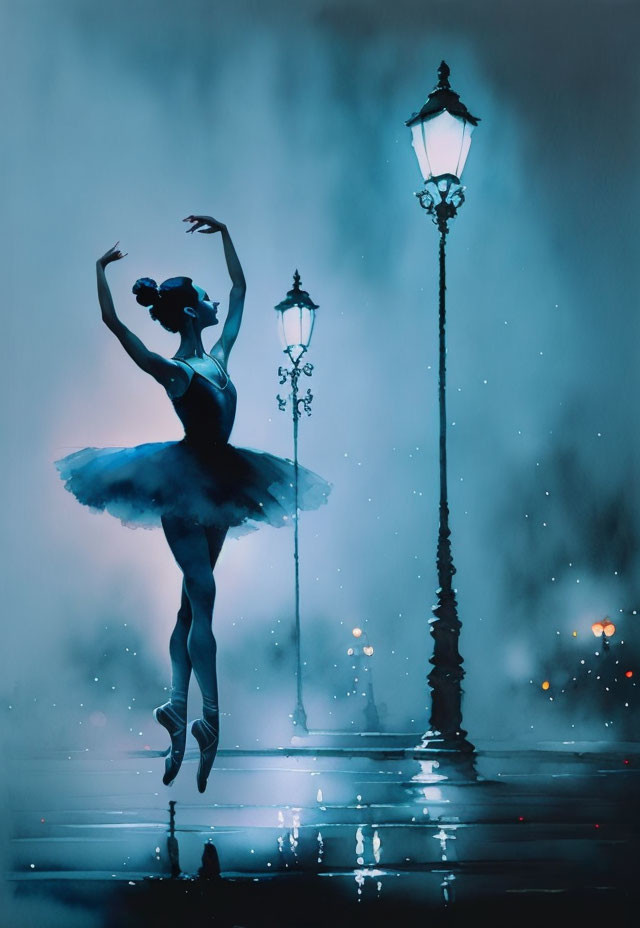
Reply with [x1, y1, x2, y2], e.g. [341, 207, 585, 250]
[191, 717, 219, 793]
[153, 702, 187, 786]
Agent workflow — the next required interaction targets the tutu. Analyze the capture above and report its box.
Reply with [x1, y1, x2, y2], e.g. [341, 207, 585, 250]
[55, 357, 330, 535]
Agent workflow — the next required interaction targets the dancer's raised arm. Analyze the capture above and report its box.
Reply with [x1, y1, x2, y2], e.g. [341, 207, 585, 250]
[97, 244, 188, 394]
[183, 215, 246, 365]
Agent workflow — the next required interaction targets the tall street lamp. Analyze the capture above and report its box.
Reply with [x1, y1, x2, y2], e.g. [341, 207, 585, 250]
[406, 61, 479, 753]
[275, 271, 319, 733]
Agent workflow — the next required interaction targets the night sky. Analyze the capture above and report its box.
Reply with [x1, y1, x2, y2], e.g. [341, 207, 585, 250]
[1, 0, 638, 789]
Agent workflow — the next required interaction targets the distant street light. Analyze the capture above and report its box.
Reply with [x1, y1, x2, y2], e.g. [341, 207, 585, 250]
[591, 617, 616, 650]
[346, 627, 381, 731]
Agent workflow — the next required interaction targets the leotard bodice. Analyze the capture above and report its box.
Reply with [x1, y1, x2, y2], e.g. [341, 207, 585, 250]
[170, 358, 237, 451]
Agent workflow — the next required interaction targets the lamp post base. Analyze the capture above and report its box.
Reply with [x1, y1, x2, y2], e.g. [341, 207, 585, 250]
[412, 736, 478, 784]
[291, 704, 308, 734]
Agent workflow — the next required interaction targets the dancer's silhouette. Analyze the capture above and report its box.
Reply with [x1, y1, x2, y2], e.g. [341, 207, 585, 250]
[56, 215, 329, 791]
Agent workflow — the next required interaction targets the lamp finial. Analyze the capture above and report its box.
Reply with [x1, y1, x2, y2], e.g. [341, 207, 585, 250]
[406, 59, 479, 128]
[275, 269, 319, 313]
[437, 61, 451, 90]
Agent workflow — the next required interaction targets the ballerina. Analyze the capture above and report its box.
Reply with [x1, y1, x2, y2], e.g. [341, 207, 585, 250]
[56, 215, 329, 792]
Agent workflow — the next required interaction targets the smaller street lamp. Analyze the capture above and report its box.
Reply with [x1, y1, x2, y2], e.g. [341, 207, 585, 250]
[275, 271, 319, 733]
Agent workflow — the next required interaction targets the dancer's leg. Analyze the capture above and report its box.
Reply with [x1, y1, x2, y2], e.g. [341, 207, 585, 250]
[198, 525, 228, 716]
[168, 580, 192, 710]
[154, 574, 193, 785]
[161, 516, 225, 792]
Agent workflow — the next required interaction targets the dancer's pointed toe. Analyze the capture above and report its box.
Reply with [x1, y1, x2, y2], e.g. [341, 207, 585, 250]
[154, 702, 187, 786]
[191, 717, 219, 793]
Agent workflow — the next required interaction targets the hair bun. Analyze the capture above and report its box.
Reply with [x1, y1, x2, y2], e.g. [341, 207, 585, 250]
[132, 277, 158, 307]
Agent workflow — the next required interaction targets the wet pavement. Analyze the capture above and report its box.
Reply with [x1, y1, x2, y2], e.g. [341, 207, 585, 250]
[8, 736, 640, 926]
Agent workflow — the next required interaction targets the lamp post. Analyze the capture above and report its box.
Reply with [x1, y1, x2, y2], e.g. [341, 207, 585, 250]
[406, 61, 479, 753]
[275, 271, 319, 733]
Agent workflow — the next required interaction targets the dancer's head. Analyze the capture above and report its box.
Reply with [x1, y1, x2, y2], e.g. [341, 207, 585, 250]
[132, 277, 219, 333]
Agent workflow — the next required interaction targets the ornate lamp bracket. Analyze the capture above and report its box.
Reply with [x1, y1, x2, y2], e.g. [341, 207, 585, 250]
[416, 175, 466, 234]
[276, 361, 315, 420]
[296, 388, 314, 418]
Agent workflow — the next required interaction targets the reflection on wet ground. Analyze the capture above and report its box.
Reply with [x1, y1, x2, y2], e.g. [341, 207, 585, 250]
[8, 739, 640, 926]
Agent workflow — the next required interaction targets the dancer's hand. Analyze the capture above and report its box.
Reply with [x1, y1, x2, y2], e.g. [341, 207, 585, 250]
[98, 242, 128, 267]
[183, 215, 227, 235]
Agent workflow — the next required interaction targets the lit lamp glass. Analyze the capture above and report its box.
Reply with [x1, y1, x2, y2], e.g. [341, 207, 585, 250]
[410, 110, 475, 184]
[406, 61, 479, 188]
[275, 270, 318, 363]
[352, 627, 363, 638]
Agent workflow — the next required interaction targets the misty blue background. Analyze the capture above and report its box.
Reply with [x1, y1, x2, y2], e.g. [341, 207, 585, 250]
[1, 0, 639, 768]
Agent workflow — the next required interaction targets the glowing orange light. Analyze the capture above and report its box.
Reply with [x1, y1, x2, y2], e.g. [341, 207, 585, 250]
[541, 680, 550, 691]
[625, 671, 633, 678]
[352, 627, 363, 638]
[363, 646, 374, 656]
[591, 618, 616, 638]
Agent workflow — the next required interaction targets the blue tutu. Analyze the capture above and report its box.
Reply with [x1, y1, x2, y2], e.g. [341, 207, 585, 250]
[55, 358, 330, 535]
